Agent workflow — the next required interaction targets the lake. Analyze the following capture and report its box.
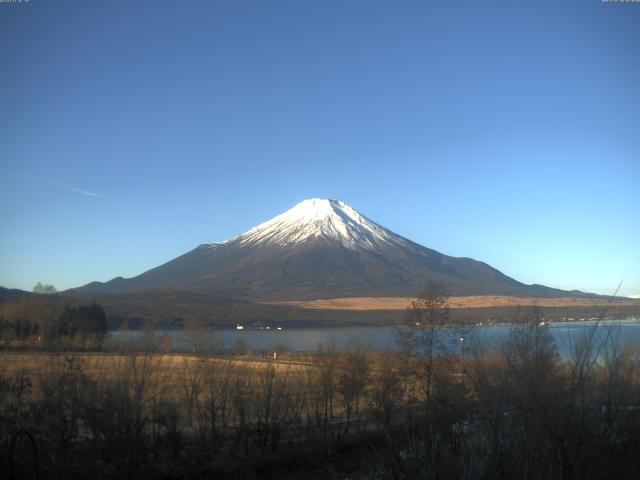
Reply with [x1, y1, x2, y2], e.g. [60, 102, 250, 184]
[106, 318, 640, 356]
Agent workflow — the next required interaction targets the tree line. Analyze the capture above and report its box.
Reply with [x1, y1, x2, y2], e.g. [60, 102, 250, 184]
[0, 302, 108, 349]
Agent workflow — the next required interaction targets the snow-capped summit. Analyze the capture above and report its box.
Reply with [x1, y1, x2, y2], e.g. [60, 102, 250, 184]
[231, 198, 403, 250]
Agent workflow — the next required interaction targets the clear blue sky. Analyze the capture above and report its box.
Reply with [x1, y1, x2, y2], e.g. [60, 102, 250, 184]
[1, 0, 638, 297]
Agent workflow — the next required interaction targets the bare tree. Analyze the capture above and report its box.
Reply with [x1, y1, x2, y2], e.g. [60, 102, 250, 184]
[179, 357, 201, 429]
[369, 347, 406, 427]
[33, 282, 57, 294]
[396, 282, 450, 409]
[229, 363, 252, 456]
[337, 338, 372, 432]
[196, 358, 234, 451]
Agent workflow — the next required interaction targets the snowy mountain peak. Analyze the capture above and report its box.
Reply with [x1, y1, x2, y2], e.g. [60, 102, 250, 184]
[228, 198, 404, 250]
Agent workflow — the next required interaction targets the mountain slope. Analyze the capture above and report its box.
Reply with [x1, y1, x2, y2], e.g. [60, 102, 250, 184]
[74, 198, 576, 300]
[0, 286, 28, 304]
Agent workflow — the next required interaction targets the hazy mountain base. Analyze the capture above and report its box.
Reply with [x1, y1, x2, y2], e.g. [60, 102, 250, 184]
[73, 240, 586, 300]
[1, 288, 638, 331]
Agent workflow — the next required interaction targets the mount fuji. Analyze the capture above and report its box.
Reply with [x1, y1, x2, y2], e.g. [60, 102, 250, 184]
[75, 198, 572, 300]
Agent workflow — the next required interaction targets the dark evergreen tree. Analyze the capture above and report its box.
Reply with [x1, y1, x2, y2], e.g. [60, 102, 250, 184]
[56, 302, 109, 345]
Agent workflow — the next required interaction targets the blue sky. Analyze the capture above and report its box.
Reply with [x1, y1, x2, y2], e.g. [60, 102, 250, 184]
[1, 0, 638, 297]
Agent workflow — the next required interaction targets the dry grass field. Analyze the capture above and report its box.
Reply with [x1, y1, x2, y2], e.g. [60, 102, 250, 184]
[0, 351, 310, 382]
[263, 295, 640, 311]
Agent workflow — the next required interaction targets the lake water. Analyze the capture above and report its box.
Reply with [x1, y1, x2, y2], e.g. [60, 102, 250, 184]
[106, 318, 640, 356]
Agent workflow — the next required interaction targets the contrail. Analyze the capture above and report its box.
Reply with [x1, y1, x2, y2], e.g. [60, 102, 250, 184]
[0, 167, 101, 198]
